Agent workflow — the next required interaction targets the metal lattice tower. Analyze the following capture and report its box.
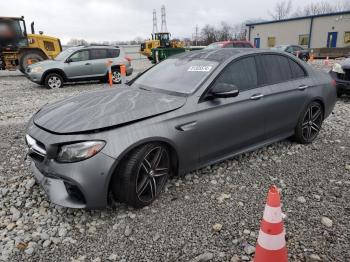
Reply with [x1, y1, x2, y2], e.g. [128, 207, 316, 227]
[152, 9, 158, 35]
[160, 5, 168, 33]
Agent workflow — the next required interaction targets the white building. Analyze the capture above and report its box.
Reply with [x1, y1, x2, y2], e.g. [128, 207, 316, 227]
[246, 11, 350, 49]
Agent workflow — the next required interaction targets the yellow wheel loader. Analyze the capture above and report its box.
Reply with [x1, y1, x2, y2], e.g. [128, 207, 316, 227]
[0, 16, 62, 73]
[140, 32, 184, 61]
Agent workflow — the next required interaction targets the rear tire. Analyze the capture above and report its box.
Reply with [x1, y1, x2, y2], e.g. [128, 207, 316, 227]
[44, 73, 63, 89]
[112, 69, 122, 84]
[111, 143, 171, 208]
[295, 101, 323, 144]
[19, 51, 46, 73]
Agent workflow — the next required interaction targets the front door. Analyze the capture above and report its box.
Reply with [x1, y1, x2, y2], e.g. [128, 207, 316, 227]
[327, 32, 338, 48]
[64, 50, 92, 79]
[254, 38, 260, 48]
[196, 56, 267, 165]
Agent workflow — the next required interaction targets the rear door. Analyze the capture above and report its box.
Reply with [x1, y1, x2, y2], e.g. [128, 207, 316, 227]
[256, 54, 311, 138]
[64, 50, 91, 79]
[89, 49, 109, 76]
[197, 56, 268, 164]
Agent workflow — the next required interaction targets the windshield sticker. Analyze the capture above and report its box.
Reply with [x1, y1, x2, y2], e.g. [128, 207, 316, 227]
[188, 65, 213, 72]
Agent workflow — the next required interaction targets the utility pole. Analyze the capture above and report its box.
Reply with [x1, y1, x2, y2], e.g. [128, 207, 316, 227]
[152, 9, 158, 38]
[195, 25, 199, 46]
[161, 5, 168, 33]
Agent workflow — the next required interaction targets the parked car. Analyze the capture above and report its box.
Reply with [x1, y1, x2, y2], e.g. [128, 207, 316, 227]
[26, 45, 133, 89]
[25, 49, 336, 209]
[329, 58, 350, 97]
[272, 45, 310, 61]
[205, 40, 253, 49]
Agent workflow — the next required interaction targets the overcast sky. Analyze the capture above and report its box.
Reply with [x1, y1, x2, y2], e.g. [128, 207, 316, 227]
[0, 0, 341, 44]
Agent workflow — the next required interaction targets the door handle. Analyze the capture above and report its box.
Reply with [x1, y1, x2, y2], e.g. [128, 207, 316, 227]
[298, 84, 308, 90]
[176, 121, 197, 131]
[250, 94, 264, 100]
[85, 63, 91, 65]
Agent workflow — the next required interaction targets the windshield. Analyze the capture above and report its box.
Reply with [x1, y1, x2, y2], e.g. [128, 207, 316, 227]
[54, 48, 78, 61]
[133, 58, 218, 95]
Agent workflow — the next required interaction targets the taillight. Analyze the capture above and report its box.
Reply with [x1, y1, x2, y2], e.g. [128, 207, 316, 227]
[331, 79, 336, 88]
[124, 56, 132, 62]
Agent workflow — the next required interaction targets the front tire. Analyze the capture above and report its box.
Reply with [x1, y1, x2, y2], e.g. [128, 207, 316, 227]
[111, 143, 171, 208]
[44, 73, 63, 89]
[295, 101, 323, 144]
[19, 51, 46, 73]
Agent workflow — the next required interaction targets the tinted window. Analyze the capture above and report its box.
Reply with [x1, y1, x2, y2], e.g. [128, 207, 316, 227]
[90, 49, 108, 59]
[258, 54, 292, 85]
[69, 50, 89, 62]
[215, 56, 257, 92]
[233, 43, 252, 48]
[108, 49, 120, 58]
[289, 59, 306, 78]
[224, 43, 234, 48]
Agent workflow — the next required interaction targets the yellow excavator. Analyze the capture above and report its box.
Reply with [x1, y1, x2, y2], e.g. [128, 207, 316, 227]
[0, 16, 62, 73]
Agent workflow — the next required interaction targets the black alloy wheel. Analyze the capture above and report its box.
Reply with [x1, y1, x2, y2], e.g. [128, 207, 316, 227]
[295, 101, 323, 143]
[111, 143, 171, 208]
[136, 146, 170, 203]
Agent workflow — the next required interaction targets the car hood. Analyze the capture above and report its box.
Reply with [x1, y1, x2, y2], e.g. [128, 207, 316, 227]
[33, 87, 186, 134]
[28, 59, 60, 68]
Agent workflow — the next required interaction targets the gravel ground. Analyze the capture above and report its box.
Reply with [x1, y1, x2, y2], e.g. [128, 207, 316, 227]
[0, 59, 350, 262]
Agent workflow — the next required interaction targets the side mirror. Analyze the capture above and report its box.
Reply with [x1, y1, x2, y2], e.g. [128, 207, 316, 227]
[65, 58, 72, 63]
[210, 83, 239, 98]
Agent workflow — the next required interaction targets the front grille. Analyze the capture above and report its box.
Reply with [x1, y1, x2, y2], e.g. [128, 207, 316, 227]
[26, 134, 47, 163]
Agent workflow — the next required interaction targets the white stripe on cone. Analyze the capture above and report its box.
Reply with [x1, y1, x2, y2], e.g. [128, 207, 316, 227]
[257, 229, 286, 251]
[263, 205, 283, 224]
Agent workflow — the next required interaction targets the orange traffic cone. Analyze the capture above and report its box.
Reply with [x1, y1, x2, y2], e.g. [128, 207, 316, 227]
[324, 56, 329, 66]
[254, 185, 288, 262]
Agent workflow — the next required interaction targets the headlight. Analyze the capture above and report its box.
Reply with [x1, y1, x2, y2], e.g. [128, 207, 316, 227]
[332, 63, 345, 74]
[57, 141, 105, 163]
[31, 66, 44, 73]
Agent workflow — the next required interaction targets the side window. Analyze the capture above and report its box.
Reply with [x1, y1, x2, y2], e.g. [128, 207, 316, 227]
[288, 58, 307, 78]
[258, 54, 292, 85]
[90, 49, 108, 60]
[107, 49, 120, 58]
[69, 50, 89, 62]
[215, 57, 257, 92]
[285, 46, 293, 52]
[224, 43, 234, 48]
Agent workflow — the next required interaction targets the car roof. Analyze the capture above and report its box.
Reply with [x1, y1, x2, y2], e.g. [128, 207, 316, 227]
[172, 48, 272, 63]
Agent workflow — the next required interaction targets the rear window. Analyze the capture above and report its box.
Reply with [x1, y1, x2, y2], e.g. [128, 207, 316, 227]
[258, 54, 292, 85]
[107, 49, 120, 58]
[90, 49, 108, 59]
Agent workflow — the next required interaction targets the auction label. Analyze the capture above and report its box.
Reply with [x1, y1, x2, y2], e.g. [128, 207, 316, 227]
[188, 65, 213, 72]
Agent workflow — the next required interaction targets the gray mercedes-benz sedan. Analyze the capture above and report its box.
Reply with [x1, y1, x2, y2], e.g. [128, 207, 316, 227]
[25, 48, 337, 209]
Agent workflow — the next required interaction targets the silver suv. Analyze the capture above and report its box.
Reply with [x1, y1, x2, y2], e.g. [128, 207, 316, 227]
[26, 45, 133, 89]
